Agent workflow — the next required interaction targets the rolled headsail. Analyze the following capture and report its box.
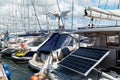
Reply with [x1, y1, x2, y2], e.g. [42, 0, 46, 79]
[84, 6, 120, 21]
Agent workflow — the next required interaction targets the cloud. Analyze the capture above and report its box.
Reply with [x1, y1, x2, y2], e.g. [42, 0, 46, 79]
[0, 0, 118, 32]
[0, 0, 12, 6]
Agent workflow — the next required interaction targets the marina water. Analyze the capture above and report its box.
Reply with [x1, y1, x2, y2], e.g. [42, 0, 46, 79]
[1, 56, 37, 80]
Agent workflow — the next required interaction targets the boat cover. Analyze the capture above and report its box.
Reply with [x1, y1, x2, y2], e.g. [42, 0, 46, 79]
[37, 33, 74, 54]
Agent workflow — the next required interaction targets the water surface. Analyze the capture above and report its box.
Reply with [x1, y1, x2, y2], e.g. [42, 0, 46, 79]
[1, 56, 37, 80]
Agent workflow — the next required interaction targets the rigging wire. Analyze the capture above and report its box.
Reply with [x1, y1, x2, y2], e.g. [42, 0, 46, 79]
[97, 0, 102, 25]
[12, 0, 14, 33]
[118, 0, 120, 9]
[98, 0, 101, 8]
[31, 0, 42, 31]
[104, 0, 109, 9]
[113, 0, 117, 9]
[93, 0, 101, 26]
[97, 0, 109, 26]
[45, 0, 49, 32]
[116, 0, 120, 26]
[15, 0, 26, 32]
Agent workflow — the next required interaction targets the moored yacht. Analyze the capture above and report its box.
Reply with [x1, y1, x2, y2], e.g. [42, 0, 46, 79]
[28, 32, 79, 70]
[31, 6, 120, 80]
[11, 35, 48, 61]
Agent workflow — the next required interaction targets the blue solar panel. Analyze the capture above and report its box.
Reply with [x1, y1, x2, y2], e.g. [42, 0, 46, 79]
[59, 55, 96, 74]
[59, 47, 109, 76]
[72, 47, 108, 60]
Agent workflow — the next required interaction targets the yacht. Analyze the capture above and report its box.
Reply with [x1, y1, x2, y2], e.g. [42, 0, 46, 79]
[11, 35, 48, 61]
[28, 32, 79, 70]
[1, 36, 35, 57]
[32, 6, 120, 80]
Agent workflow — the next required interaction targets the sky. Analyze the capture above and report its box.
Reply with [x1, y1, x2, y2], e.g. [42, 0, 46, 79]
[0, 0, 120, 33]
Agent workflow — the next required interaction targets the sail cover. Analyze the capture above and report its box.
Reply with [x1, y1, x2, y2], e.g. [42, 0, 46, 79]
[84, 6, 120, 21]
[37, 33, 74, 54]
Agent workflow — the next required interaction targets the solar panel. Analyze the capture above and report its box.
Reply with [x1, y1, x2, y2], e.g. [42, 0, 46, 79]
[72, 47, 108, 60]
[59, 47, 110, 76]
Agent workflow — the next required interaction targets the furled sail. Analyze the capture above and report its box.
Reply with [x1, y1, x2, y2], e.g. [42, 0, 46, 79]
[84, 6, 120, 21]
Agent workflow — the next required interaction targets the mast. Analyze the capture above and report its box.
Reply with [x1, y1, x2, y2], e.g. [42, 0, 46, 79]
[31, 0, 41, 31]
[71, 0, 74, 31]
[16, 0, 26, 32]
[45, 0, 49, 33]
[27, 4, 30, 32]
[8, 4, 11, 33]
[21, 0, 23, 32]
[23, 0, 26, 32]
[15, 8, 17, 32]
[34, 0, 37, 32]
[12, 0, 14, 33]
[56, 0, 63, 30]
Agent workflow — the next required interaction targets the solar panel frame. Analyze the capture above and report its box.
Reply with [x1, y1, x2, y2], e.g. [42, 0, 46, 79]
[59, 47, 110, 76]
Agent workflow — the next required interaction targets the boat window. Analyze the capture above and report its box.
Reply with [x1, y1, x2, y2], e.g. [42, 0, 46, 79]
[81, 37, 96, 47]
[17, 39, 21, 43]
[32, 36, 47, 46]
[106, 35, 119, 46]
[24, 40, 28, 43]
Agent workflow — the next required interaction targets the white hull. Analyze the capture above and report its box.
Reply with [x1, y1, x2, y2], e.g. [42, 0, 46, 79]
[12, 53, 32, 61]
[29, 59, 43, 71]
